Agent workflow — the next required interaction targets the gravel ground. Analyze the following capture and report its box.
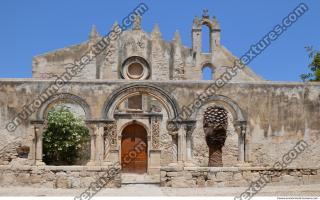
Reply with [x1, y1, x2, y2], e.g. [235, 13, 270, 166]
[0, 184, 319, 197]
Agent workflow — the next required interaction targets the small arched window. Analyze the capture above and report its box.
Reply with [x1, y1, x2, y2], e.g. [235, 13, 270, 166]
[201, 25, 210, 53]
[202, 65, 214, 80]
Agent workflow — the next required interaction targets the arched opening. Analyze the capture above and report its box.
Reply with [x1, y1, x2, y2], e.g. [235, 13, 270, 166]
[43, 105, 90, 165]
[202, 65, 214, 80]
[121, 123, 148, 173]
[203, 106, 228, 167]
[201, 25, 210, 53]
[102, 83, 179, 121]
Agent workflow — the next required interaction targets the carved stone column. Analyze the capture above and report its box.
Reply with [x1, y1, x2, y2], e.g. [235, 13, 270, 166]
[166, 131, 177, 164]
[27, 125, 36, 163]
[184, 122, 196, 164]
[151, 117, 160, 150]
[35, 125, 45, 165]
[149, 117, 161, 174]
[104, 121, 118, 163]
[177, 125, 186, 164]
[167, 120, 180, 164]
[87, 124, 97, 166]
[95, 124, 105, 164]
[236, 121, 247, 162]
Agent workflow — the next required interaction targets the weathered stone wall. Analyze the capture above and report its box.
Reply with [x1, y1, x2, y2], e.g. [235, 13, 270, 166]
[0, 80, 319, 168]
[32, 20, 263, 82]
[161, 166, 320, 188]
[0, 164, 121, 188]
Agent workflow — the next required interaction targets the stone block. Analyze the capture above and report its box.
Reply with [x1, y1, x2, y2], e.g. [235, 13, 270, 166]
[280, 175, 300, 185]
[309, 174, 320, 184]
[183, 171, 193, 180]
[16, 173, 30, 184]
[80, 177, 95, 188]
[71, 178, 81, 188]
[160, 171, 166, 177]
[56, 177, 72, 188]
[196, 176, 206, 187]
[44, 171, 56, 181]
[242, 171, 260, 182]
[167, 172, 178, 177]
[206, 180, 215, 187]
[40, 181, 55, 188]
[233, 172, 243, 180]
[56, 171, 67, 176]
[216, 172, 233, 181]
[271, 176, 280, 182]
[30, 174, 42, 184]
[171, 177, 195, 188]
[0, 172, 15, 186]
[191, 171, 200, 177]
[207, 172, 215, 180]
[302, 175, 310, 184]
[70, 172, 80, 177]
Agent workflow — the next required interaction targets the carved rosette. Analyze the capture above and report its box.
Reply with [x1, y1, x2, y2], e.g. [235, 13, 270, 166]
[151, 118, 160, 149]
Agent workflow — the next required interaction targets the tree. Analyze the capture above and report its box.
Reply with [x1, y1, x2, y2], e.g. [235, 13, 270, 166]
[43, 106, 89, 165]
[300, 46, 320, 82]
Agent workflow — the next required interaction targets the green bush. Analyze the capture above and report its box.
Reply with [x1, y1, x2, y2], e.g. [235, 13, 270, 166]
[43, 106, 89, 165]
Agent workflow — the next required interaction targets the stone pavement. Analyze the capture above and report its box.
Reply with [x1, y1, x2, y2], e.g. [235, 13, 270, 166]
[0, 184, 319, 196]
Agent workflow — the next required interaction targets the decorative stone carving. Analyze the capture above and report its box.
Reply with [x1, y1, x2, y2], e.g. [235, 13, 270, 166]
[104, 122, 117, 150]
[121, 56, 150, 80]
[137, 37, 146, 49]
[151, 118, 160, 149]
[104, 44, 116, 64]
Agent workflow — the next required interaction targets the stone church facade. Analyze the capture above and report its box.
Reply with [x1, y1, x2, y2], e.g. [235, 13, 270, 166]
[0, 11, 320, 188]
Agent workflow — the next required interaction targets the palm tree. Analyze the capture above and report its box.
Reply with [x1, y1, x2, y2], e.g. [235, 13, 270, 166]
[203, 106, 228, 167]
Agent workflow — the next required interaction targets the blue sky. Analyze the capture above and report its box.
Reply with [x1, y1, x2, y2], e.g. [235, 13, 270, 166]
[0, 0, 319, 81]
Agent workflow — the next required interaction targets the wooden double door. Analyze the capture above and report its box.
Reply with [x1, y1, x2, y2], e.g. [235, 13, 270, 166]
[121, 124, 148, 173]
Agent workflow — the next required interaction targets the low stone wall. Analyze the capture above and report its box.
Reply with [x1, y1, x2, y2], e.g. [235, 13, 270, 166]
[1, 165, 320, 188]
[0, 165, 121, 188]
[161, 166, 320, 188]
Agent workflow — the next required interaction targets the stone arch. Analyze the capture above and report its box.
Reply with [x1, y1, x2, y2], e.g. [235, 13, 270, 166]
[192, 95, 247, 165]
[102, 83, 180, 120]
[119, 120, 150, 137]
[201, 18, 216, 31]
[193, 95, 246, 122]
[201, 62, 215, 80]
[36, 93, 92, 120]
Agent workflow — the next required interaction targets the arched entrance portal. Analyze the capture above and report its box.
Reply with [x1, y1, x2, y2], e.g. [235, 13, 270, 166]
[121, 124, 148, 173]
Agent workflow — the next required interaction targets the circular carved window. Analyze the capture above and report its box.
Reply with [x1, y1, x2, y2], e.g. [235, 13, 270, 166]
[127, 63, 144, 79]
[121, 56, 150, 80]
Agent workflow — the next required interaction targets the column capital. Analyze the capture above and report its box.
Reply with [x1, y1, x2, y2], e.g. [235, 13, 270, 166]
[183, 122, 196, 137]
[235, 121, 247, 137]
